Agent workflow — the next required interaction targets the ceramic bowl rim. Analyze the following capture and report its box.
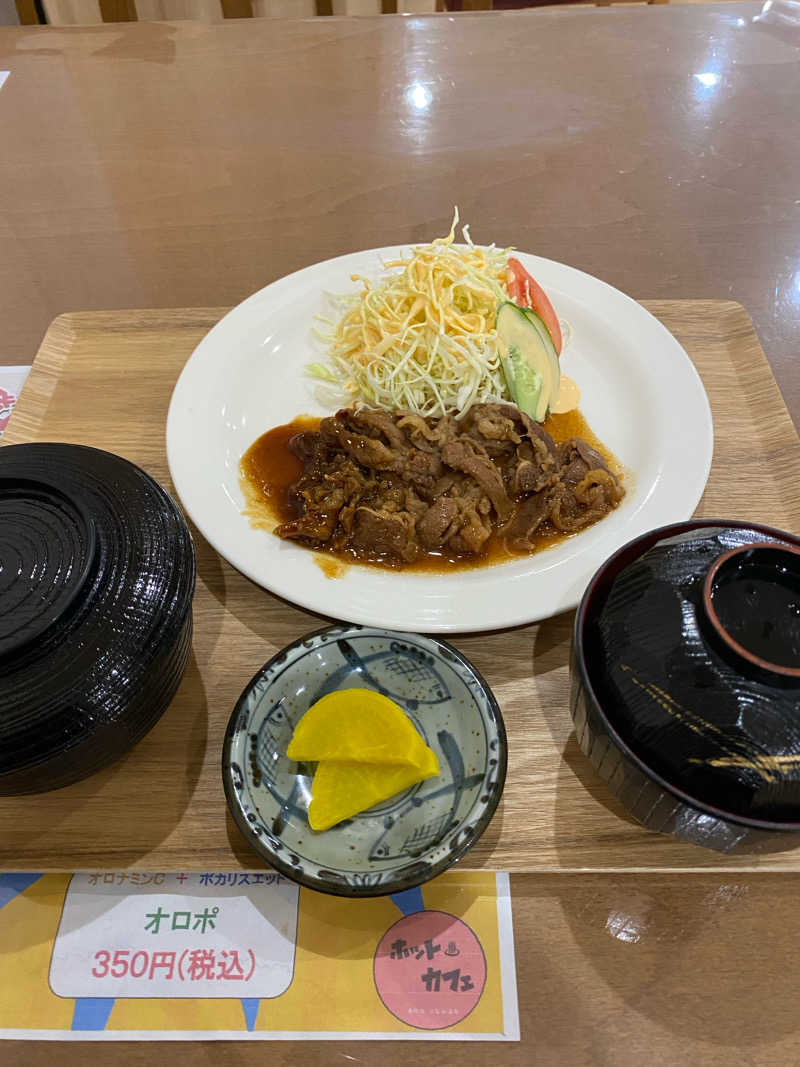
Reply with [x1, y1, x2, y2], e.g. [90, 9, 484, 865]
[221, 624, 508, 897]
[573, 517, 800, 833]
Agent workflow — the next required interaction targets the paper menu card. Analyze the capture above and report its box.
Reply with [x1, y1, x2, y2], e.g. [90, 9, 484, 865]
[0, 365, 30, 437]
[0, 870, 518, 1041]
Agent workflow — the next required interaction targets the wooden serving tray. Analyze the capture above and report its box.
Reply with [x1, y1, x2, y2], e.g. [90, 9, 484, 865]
[3, 301, 800, 873]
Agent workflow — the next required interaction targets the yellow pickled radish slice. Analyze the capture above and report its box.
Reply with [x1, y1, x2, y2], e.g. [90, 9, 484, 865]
[308, 748, 440, 832]
[287, 688, 428, 766]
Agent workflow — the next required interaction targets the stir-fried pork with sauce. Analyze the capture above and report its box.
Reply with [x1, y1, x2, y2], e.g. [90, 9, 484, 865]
[273, 404, 624, 564]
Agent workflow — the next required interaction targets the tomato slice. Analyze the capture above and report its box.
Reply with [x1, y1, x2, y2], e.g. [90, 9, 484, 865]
[506, 257, 563, 355]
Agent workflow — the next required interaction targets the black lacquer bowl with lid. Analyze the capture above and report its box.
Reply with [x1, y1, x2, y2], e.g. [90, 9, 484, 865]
[571, 519, 800, 854]
[0, 443, 195, 794]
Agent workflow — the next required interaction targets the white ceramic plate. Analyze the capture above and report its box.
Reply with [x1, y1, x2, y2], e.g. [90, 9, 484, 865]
[166, 248, 713, 633]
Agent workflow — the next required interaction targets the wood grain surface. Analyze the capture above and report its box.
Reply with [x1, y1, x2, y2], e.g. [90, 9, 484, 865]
[2, 300, 799, 873]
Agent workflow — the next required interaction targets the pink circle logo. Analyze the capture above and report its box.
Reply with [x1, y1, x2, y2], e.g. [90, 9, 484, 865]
[0, 388, 16, 433]
[373, 910, 487, 1030]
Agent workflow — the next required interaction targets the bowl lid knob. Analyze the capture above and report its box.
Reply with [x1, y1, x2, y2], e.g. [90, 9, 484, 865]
[703, 541, 800, 681]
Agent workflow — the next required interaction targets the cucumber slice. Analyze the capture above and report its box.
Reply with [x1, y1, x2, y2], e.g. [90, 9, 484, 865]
[496, 302, 560, 421]
[500, 351, 517, 403]
[509, 348, 542, 416]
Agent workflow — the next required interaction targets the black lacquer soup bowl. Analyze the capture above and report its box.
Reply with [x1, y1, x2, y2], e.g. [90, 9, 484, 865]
[571, 519, 800, 854]
[0, 443, 195, 794]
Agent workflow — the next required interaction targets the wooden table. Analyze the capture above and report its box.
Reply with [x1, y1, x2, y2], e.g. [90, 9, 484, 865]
[3, 6, 800, 1065]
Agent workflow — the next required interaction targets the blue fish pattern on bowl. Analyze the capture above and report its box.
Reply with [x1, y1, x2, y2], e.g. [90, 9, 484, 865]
[222, 625, 507, 897]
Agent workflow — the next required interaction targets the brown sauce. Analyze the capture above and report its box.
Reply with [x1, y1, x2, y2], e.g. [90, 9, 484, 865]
[240, 410, 624, 575]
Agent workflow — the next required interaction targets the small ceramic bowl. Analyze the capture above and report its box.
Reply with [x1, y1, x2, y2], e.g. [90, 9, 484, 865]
[222, 624, 507, 896]
[571, 519, 800, 854]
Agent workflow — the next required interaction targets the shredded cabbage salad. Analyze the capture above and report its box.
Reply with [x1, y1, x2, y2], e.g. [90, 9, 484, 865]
[311, 210, 514, 419]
